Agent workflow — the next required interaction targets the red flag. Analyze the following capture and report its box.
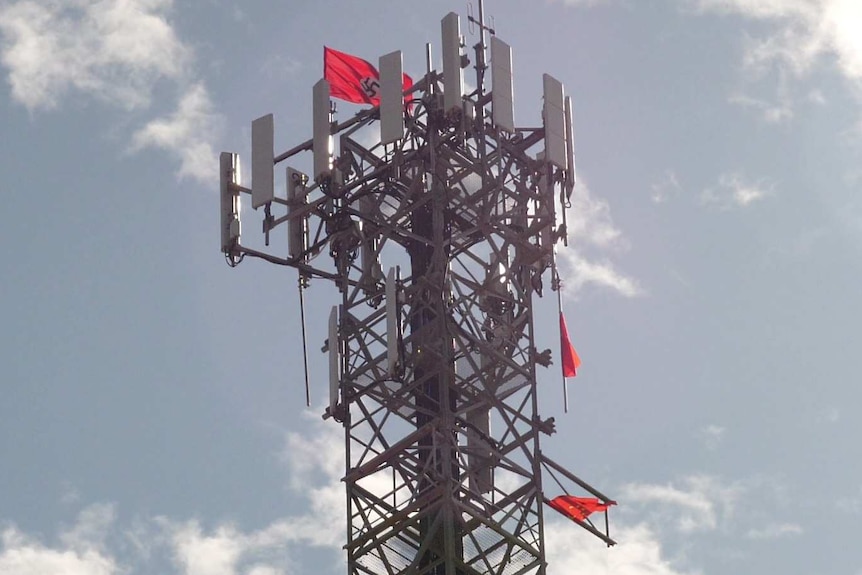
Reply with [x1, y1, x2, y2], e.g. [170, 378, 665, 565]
[559, 312, 581, 377]
[548, 495, 614, 522]
[324, 46, 413, 107]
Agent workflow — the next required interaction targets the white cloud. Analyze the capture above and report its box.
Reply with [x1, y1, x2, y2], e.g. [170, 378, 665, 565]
[565, 178, 627, 250]
[745, 522, 803, 539]
[621, 475, 744, 533]
[558, 179, 643, 298]
[0, 415, 349, 575]
[701, 172, 772, 209]
[168, 522, 245, 575]
[545, 520, 699, 575]
[694, 0, 862, 117]
[0, 0, 223, 183]
[0, 505, 120, 575]
[131, 83, 223, 184]
[59, 503, 115, 554]
[0, 0, 189, 111]
[558, 251, 643, 297]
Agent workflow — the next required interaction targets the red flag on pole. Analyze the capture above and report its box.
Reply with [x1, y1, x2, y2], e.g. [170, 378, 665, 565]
[559, 312, 581, 377]
[324, 46, 413, 107]
[548, 495, 614, 522]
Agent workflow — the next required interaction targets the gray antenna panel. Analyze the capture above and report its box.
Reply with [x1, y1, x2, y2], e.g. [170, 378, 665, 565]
[219, 152, 241, 253]
[329, 306, 339, 413]
[491, 36, 514, 133]
[564, 96, 576, 196]
[287, 167, 309, 260]
[542, 74, 567, 170]
[386, 268, 399, 376]
[360, 195, 382, 290]
[251, 114, 274, 209]
[441, 12, 463, 113]
[380, 50, 405, 145]
[313, 79, 332, 180]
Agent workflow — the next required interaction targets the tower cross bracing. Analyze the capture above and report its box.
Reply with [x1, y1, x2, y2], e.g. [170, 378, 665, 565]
[220, 9, 616, 575]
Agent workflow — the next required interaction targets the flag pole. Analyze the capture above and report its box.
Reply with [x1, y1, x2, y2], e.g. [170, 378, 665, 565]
[552, 257, 569, 414]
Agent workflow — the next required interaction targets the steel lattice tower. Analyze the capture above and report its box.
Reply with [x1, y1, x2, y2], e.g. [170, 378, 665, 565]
[220, 6, 615, 575]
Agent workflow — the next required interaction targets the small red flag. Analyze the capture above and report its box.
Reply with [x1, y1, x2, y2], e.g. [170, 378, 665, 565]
[559, 312, 581, 378]
[548, 495, 614, 522]
[324, 46, 413, 107]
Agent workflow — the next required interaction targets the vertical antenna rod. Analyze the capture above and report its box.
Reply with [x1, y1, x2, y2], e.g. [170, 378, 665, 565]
[468, 0, 494, 96]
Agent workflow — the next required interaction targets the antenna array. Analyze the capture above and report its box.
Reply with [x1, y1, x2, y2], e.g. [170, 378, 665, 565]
[220, 9, 615, 575]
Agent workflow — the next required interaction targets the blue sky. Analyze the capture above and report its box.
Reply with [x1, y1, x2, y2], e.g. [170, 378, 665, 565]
[2, 0, 861, 573]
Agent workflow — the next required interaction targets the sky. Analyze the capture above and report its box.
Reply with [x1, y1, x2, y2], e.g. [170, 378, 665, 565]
[1, 0, 861, 574]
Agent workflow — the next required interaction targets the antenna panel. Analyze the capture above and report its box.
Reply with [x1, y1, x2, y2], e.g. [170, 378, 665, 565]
[467, 356, 493, 494]
[251, 114, 274, 209]
[219, 152, 241, 253]
[386, 268, 399, 376]
[441, 12, 463, 113]
[287, 167, 309, 260]
[313, 79, 332, 180]
[542, 74, 567, 170]
[491, 36, 515, 133]
[564, 96, 576, 198]
[359, 195, 381, 287]
[380, 50, 405, 145]
[329, 306, 340, 413]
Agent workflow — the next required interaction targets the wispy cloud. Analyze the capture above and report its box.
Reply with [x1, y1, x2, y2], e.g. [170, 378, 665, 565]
[694, 0, 862, 118]
[746, 522, 803, 540]
[728, 92, 794, 123]
[701, 172, 773, 209]
[651, 170, 684, 204]
[558, 179, 643, 298]
[559, 251, 643, 298]
[697, 424, 726, 450]
[621, 474, 744, 532]
[836, 486, 862, 514]
[131, 83, 223, 184]
[0, 0, 222, 184]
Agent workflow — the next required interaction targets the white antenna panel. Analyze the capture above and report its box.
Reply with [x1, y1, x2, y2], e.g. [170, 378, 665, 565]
[286, 167, 309, 260]
[313, 79, 332, 180]
[251, 114, 274, 209]
[219, 152, 241, 253]
[329, 305, 340, 413]
[386, 268, 399, 377]
[441, 12, 463, 113]
[564, 96, 576, 197]
[380, 50, 405, 145]
[542, 74, 567, 170]
[491, 36, 515, 133]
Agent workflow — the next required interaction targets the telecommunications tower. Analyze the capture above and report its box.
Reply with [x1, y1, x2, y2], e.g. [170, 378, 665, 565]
[220, 4, 616, 574]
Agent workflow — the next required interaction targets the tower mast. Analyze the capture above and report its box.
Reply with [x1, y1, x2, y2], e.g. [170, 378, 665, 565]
[219, 6, 616, 575]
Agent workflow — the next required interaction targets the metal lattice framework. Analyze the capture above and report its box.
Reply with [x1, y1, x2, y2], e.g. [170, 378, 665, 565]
[220, 8, 615, 575]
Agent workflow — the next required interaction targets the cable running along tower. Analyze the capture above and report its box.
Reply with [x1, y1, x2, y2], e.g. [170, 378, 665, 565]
[220, 5, 616, 574]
